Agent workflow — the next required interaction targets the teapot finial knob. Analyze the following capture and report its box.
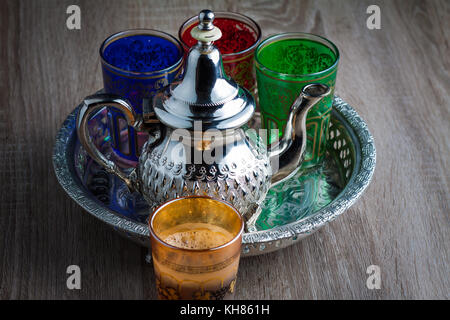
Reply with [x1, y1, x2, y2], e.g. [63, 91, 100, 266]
[191, 9, 222, 43]
[198, 9, 215, 30]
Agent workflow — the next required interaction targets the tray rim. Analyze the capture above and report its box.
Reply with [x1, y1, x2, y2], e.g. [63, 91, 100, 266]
[52, 95, 376, 256]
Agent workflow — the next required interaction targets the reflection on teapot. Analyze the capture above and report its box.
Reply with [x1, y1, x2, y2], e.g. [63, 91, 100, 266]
[77, 10, 330, 229]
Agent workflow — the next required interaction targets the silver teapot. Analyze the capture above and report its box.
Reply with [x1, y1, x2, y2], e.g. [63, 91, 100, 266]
[77, 10, 330, 229]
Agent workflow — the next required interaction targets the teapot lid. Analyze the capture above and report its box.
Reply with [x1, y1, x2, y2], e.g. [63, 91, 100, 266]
[151, 9, 255, 130]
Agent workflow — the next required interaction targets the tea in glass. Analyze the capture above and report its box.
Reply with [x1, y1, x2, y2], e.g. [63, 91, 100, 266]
[149, 196, 244, 300]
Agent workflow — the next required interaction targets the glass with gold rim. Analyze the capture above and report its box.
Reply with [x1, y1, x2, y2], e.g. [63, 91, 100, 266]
[100, 29, 184, 167]
[179, 11, 261, 94]
[255, 32, 339, 168]
[149, 196, 244, 300]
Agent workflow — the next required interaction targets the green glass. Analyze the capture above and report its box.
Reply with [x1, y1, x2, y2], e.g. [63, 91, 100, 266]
[255, 33, 339, 168]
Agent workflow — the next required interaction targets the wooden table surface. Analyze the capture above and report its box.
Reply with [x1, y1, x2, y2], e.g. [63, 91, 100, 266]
[0, 0, 448, 300]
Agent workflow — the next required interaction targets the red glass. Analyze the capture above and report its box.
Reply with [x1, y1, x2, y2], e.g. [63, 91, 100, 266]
[179, 12, 261, 93]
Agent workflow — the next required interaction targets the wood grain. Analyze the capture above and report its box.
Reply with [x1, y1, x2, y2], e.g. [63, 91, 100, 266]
[0, 0, 448, 299]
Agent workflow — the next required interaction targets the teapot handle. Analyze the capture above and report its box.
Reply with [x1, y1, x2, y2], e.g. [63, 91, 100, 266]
[76, 93, 142, 192]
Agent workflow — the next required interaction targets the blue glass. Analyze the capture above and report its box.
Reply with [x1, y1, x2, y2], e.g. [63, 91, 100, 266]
[103, 34, 180, 73]
[99, 30, 184, 165]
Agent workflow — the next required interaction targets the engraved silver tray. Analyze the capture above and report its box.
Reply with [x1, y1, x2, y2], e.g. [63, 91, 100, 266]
[53, 96, 375, 257]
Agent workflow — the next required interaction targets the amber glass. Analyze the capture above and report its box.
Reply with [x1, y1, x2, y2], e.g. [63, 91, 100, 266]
[149, 196, 244, 300]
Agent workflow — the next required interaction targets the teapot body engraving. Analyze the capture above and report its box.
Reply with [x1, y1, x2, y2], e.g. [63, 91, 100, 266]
[137, 127, 271, 221]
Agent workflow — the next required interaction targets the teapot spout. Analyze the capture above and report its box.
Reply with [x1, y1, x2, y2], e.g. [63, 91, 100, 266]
[268, 83, 331, 186]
